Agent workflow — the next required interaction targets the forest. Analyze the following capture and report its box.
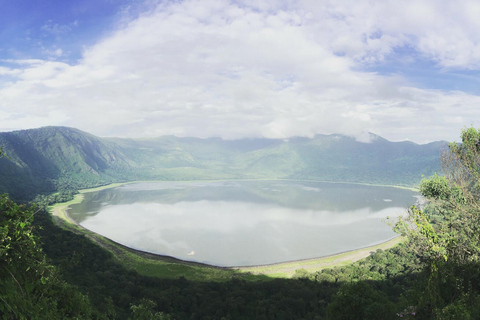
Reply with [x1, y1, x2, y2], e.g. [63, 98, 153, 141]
[2, 127, 480, 319]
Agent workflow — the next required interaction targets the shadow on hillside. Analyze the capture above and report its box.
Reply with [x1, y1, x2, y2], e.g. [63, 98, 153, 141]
[34, 209, 441, 320]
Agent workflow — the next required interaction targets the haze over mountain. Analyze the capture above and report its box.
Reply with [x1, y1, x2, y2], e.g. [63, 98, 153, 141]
[0, 126, 446, 200]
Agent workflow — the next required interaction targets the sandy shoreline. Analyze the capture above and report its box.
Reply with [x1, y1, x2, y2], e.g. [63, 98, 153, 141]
[50, 204, 402, 278]
[234, 237, 402, 277]
[48, 180, 406, 278]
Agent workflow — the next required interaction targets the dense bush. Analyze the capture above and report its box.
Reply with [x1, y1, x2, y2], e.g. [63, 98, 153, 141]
[0, 195, 93, 319]
[395, 127, 480, 318]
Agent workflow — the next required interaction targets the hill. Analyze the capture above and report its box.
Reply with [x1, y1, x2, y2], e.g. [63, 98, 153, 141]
[0, 126, 446, 200]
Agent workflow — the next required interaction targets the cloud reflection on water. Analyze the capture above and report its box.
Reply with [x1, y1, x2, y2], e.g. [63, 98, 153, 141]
[77, 189, 411, 266]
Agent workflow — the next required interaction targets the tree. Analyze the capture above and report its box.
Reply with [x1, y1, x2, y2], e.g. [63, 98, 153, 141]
[0, 194, 93, 318]
[394, 127, 480, 318]
[129, 299, 172, 320]
[326, 282, 395, 319]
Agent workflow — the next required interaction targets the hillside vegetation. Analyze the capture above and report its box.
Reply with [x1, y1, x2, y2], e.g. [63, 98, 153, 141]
[0, 126, 445, 200]
[9, 126, 480, 319]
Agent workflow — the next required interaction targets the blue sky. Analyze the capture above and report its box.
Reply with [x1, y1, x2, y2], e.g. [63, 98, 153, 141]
[1, 0, 480, 143]
[0, 0, 135, 61]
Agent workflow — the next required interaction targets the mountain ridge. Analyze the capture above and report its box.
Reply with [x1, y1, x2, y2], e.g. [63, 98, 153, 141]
[0, 126, 447, 200]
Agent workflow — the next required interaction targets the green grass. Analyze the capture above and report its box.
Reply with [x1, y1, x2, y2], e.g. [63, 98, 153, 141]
[48, 194, 85, 226]
[78, 232, 271, 282]
[236, 237, 404, 278]
[78, 182, 133, 193]
[118, 249, 270, 282]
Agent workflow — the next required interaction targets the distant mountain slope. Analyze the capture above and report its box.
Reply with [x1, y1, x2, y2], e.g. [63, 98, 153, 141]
[0, 127, 446, 200]
[287, 134, 446, 185]
[0, 127, 134, 198]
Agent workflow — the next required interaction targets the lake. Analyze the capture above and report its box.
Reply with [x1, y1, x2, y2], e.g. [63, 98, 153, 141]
[68, 180, 419, 267]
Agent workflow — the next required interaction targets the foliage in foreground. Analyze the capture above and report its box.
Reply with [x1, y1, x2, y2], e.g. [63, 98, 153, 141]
[0, 181, 439, 319]
[0, 194, 93, 319]
[395, 127, 480, 318]
[33, 203, 429, 319]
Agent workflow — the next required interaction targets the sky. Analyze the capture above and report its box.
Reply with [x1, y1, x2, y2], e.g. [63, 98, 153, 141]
[1, 0, 480, 143]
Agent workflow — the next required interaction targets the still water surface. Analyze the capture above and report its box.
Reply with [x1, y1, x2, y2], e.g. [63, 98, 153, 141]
[68, 181, 418, 267]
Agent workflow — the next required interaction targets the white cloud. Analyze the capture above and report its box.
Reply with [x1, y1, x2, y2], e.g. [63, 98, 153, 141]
[0, 109, 70, 130]
[0, 67, 21, 76]
[41, 20, 73, 35]
[1, 0, 480, 143]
